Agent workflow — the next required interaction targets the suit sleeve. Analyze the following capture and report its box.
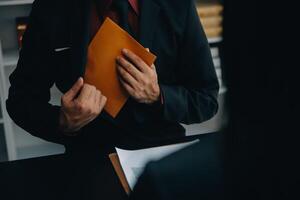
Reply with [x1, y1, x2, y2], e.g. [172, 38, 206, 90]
[159, 1, 219, 125]
[6, 1, 69, 144]
[129, 162, 163, 200]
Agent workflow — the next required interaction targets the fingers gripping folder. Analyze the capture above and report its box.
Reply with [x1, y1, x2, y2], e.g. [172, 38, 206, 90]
[84, 18, 157, 118]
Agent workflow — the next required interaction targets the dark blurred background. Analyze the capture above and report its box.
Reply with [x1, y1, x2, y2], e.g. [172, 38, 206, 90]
[223, 0, 298, 199]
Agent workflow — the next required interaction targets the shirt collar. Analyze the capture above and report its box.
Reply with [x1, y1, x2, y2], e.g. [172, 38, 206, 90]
[99, 0, 139, 15]
[128, 0, 139, 15]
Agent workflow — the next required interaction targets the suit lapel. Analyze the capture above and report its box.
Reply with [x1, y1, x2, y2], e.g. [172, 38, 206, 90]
[69, 0, 92, 83]
[68, 0, 160, 85]
[139, 0, 160, 50]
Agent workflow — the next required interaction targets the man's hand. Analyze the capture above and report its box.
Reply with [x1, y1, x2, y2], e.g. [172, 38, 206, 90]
[59, 77, 107, 135]
[116, 49, 160, 104]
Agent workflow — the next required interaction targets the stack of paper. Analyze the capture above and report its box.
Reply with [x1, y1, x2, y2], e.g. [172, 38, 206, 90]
[115, 139, 200, 190]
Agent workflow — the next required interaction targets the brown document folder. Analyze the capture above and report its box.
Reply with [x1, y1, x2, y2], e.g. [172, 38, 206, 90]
[84, 18, 157, 118]
[109, 153, 131, 195]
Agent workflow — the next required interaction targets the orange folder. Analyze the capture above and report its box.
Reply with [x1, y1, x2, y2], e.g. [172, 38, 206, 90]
[109, 153, 131, 195]
[84, 18, 156, 118]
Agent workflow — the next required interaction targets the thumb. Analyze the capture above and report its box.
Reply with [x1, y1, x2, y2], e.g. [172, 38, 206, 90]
[64, 77, 84, 101]
[146, 48, 156, 70]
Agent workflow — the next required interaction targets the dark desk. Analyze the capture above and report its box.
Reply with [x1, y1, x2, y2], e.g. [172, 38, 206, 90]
[0, 134, 220, 200]
[0, 151, 128, 200]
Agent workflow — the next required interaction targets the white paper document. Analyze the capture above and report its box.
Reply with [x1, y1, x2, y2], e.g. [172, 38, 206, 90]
[116, 139, 200, 190]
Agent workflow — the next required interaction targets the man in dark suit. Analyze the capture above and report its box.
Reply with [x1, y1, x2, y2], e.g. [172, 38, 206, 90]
[6, 0, 219, 154]
[5, 0, 218, 197]
[5, 0, 218, 198]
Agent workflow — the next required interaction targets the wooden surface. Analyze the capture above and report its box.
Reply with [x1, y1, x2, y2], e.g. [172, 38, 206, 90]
[109, 153, 131, 195]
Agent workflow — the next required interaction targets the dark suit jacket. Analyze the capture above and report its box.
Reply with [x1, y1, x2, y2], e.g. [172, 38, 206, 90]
[129, 133, 225, 200]
[6, 0, 219, 152]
